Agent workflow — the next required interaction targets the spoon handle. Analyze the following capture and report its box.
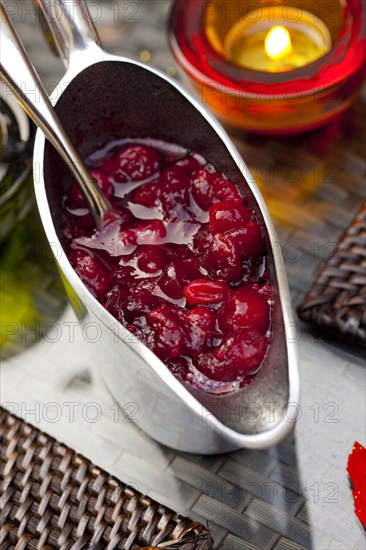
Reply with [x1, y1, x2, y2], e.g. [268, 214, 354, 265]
[0, 1, 110, 229]
[34, 0, 102, 68]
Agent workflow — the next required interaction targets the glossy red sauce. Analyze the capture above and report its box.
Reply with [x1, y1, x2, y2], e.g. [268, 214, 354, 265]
[62, 139, 272, 393]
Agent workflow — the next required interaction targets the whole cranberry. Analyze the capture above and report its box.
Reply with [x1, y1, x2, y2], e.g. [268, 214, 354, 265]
[195, 353, 222, 379]
[69, 250, 110, 299]
[203, 233, 242, 282]
[191, 169, 217, 210]
[183, 279, 230, 305]
[137, 246, 168, 274]
[216, 330, 267, 376]
[218, 287, 270, 335]
[125, 280, 161, 319]
[192, 225, 213, 254]
[197, 329, 267, 381]
[132, 181, 161, 207]
[114, 145, 160, 182]
[66, 204, 96, 233]
[161, 165, 189, 197]
[122, 220, 166, 247]
[147, 305, 185, 359]
[175, 155, 202, 175]
[210, 177, 242, 204]
[159, 168, 190, 219]
[209, 200, 251, 233]
[226, 223, 265, 258]
[138, 219, 166, 244]
[185, 306, 216, 332]
[159, 258, 200, 300]
[159, 157, 202, 214]
[183, 306, 216, 354]
[191, 172, 242, 211]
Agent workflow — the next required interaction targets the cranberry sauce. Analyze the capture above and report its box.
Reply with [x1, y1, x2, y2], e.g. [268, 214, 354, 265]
[62, 138, 272, 394]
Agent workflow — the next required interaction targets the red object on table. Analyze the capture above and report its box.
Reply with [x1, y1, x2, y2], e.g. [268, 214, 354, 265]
[169, 0, 366, 134]
[347, 441, 366, 529]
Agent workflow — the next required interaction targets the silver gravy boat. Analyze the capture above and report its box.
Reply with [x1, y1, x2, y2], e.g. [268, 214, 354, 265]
[29, 0, 299, 453]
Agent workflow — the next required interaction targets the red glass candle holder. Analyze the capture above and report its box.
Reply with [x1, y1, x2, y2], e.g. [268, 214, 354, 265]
[168, 0, 366, 135]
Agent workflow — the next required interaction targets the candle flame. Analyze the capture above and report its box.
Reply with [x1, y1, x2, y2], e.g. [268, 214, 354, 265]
[265, 26, 292, 59]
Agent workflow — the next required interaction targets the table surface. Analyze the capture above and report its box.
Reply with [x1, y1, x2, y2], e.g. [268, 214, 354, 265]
[1, 2, 366, 549]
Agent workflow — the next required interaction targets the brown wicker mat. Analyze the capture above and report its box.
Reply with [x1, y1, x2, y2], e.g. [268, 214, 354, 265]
[0, 407, 212, 550]
[298, 203, 366, 348]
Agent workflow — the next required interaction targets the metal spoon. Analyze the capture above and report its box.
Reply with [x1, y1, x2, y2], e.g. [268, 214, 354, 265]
[0, 1, 113, 229]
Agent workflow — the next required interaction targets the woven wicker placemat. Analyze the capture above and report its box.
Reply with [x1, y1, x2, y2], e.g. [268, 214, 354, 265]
[298, 203, 366, 348]
[0, 407, 212, 550]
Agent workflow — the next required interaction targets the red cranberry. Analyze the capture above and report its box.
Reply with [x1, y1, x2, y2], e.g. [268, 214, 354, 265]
[226, 223, 265, 258]
[137, 246, 168, 274]
[191, 172, 242, 210]
[183, 306, 216, 354]
[209, 200, 251, 233]
[132, 181, 161, 207]
[195, 353, 221, 379]
[191, 169, 216, 210]
[65, 140, 271, 391]
[204, 233, 242, 282]
[159, 157, 202, 213]
[211, 178, 242, 204]
[158, 258, 200, 300]
[69, 250, 110, 299]
[147, 305, 185, 359]
[159, 169, 190, 218]
[181, 257, 201, 279]
[185, 306, 216, 332]
[161, 165, 189, 194]
[125, 280, 161, 318]
[158, 262, 185, 300]
[218, 287, 270, 335]
[183, 279, 230, 305]
[197, 329, 267, 381]
[216, 330, 267, 375]
[137, 219, 166, 244]
[114, 145, 160, 182]
[192, 225, 213, 254]
[122, 220, 166, 247]
[175, 155, 202, 174]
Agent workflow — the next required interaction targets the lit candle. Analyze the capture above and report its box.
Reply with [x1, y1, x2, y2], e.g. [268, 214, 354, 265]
[169, 0, 366, 133]
[221, 7, 332, 72]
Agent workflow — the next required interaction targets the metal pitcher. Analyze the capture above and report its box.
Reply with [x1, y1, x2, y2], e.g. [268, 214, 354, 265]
[31, 0, 299, 453]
